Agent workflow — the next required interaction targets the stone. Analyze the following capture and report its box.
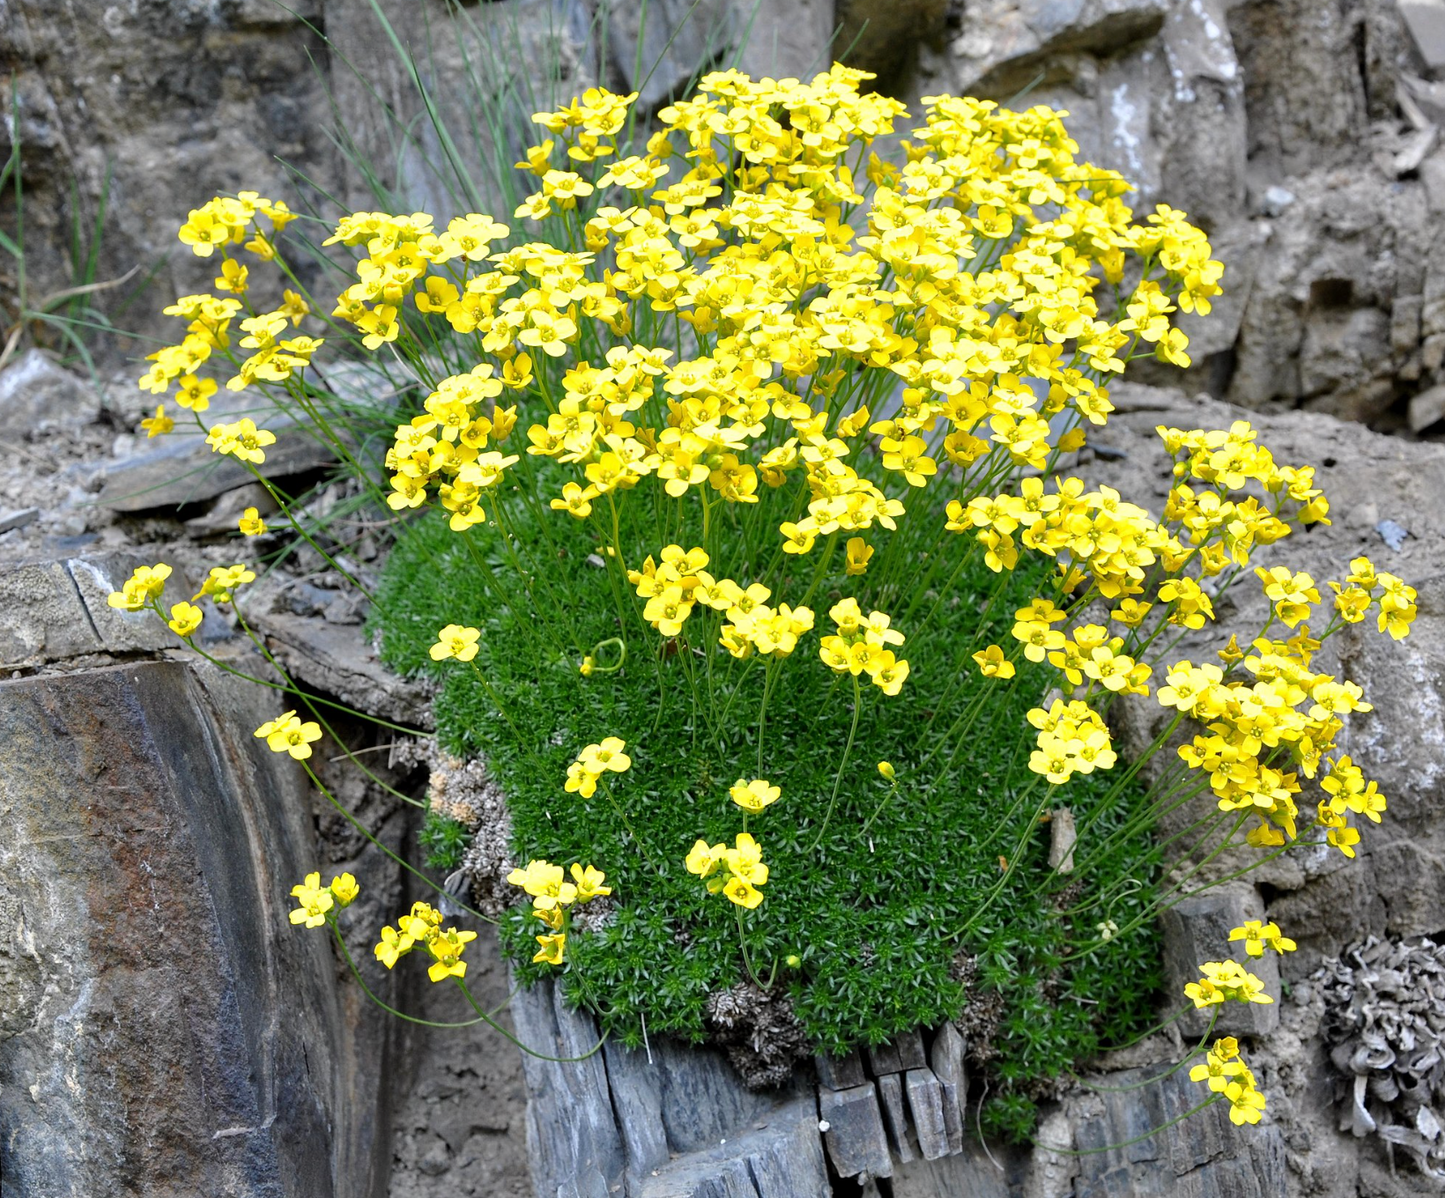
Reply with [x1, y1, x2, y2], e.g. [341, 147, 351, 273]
[1068, 1064, 1287, 1198]
[514, 974, 829, 1198]
[929, 1023, 967, 1155]
[509, 974, 626, 1198]
[64, 553, 185, 656]
[1159, 885, 1279, 1039]
[96, 419, 336, 512]
[255, 611, 435, 730]
[819, 1082, 893, 1180]
[1401, 0, 1445, 69]
[0, 350, 99, 436]
[0, 659, 388, 1197]
[0, 560, 105, 665]
[865, 1028, 926, 1075]
[904, 1069, 949, 1161]
[0, 507, 39, 534]
[890, 1143, 1016, 1198]
[876, 1072, 916, 1162]
[1409, 382, 1445, 431]
[815, 1048, 866, 1090]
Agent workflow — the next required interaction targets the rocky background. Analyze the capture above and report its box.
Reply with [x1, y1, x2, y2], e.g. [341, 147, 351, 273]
[4, 2, 1445, 1197]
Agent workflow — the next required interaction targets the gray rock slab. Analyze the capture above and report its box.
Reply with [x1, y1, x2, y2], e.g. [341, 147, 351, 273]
[905, 1069, 949, 1161]
[815, 1048, 865, 1090]
[1159, 885, 1279, 1039]
[256, 611, 434, 729]
[0, 507, 39, 533]
[509, 975, 626, 1198]
[0, 560, 104, 664]
[1402, 0, 1445, 69]
[929, 1023, 967, 1155]
[0, 659, 384, 1197]
[865, 1029, 926, 1075]
[819, 1082, 892, 1180]
[65, 553, 189, 655]
[1070, 1064, 1287, 1198]
[635, 1087, 829, 1198]
[0, 348, 99, 435]
[877, 1072, 916, 1163]
[97, 419, 335, 512]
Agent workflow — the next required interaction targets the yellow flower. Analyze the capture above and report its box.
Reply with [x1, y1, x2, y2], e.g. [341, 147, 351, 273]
[533, 932, 566, 965]
[1227, 920, 1295, 958]
[107, 563, 172, 612]
[685, 838, 726, 878]
[205, 418, 275, 464]
[167, 601, 203, 637]
[972, 645, 1016, 679]
[1184, 960, 1274, 1008]
[174, 374, 217, 412]
[877, 761, 895, 781]
[265, 716, 323, 760]
[729, 778, 780, 813]
[330, 873, 360, 907]
[195, 563, 255, 604]
[140, 404, 174, 438]
[430, 624, 481, 662]
[845, 537, 873, 575]
[569, 863, 611, 901]
[723, 875, 764, 909]
[237, 507, 269, 536]
[426, 927, 478, 982]
[578, 736, 631, 775]
[374, 923, 415, 969]
[289, 872, 334, 927]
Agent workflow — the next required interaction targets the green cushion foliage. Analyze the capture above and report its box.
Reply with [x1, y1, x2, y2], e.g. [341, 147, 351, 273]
[371, 486, 1162, 1133]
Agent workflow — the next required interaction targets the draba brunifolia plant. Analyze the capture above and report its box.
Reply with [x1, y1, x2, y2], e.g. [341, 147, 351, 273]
[109, 64, 1415, 1138]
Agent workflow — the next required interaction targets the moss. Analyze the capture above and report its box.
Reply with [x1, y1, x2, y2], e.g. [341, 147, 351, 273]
[370, 497, 1163, 1132]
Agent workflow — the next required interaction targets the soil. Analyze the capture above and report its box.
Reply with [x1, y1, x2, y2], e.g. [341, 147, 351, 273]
[386, 926, 532, 1198]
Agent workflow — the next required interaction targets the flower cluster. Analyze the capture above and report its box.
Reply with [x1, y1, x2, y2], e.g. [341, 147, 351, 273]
[686, 831, 770, 908]
[289, 870, 359, 928]
[507, 858, 612, 965]
[563, 737, 631, 798]
[1185, 959, 1274, 1008]
[1190, 1037, 1267, 1126]
[255, 711, 323, 761]
[374, 900, 479, 982]
[1025, 698, 1116, 784]
[817, 597, 909, 695]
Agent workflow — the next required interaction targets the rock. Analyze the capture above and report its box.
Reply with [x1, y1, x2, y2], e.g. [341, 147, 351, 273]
[1067, 1064, 1287, 1198]
[0, 350, 99, 436]
[1160, 885, 1280, 1039]
[929, 1023, 967, 1155]
[255, 611, 434, 730]
[815, 1048, 866, 1090]
[0, 553, 199, 667]
[510, 974, 626, 1197]
[838, 0, 951, 90]
[865, 1029, 926, 1075]
[904, 1069, 949, 1161]
[1401, 0, 1445, 69]
[950, 0, 1168, 94]
[1408, 381, 1445, 430]
[0, 658, 387, 1197]
[819, 1082, 893, 1180]
[512, 974, 829, 1197]
[876, 1072, 916, 1162]
[0, 507, 39, 534]
[96, 419, 336, 513]
[183, 482, 278, 535]
[889, 1142, 1016, 1197]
